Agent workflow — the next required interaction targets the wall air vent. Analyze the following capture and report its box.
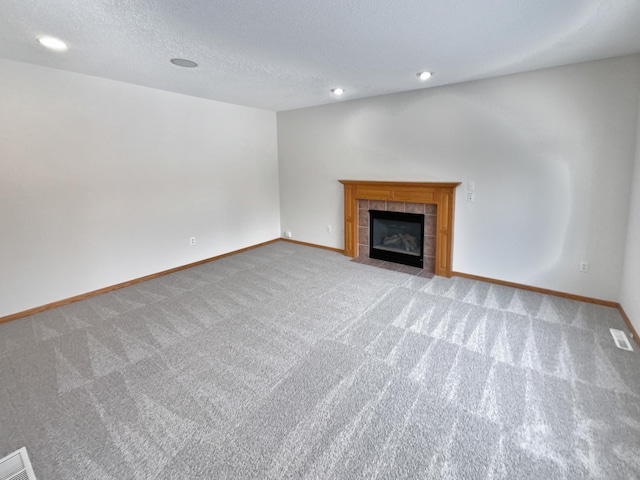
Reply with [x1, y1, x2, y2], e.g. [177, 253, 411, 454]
[610, 328, 634, 351]
[0, 448, 37, 480]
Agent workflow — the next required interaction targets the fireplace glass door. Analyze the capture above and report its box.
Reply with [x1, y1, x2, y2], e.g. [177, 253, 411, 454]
[369, 210, 424, 268]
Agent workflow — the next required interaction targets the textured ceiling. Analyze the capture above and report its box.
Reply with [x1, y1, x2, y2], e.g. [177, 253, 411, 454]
[1, 0, 640, 111]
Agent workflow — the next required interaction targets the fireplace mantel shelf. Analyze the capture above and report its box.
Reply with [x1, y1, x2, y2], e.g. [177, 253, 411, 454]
[339, 180, 461, 189]
[339, 180, 461, 277]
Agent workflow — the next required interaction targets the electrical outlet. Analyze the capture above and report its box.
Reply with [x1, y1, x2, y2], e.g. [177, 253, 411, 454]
[284, 231, 292, 238]
[580, 261, 589, 273]
[190, 237, 196, 245]
[467, 192, 475, 202]
[327, 225, 332, 233]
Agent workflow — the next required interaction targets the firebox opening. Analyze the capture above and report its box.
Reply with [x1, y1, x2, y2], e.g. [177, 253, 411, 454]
[369, 210, 425, 268]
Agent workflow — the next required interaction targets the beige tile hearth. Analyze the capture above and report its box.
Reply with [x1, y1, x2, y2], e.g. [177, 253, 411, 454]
[351, 255, 435, 278]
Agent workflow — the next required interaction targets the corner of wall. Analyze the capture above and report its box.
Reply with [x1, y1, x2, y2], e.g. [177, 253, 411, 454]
[619, 73, 640, 335]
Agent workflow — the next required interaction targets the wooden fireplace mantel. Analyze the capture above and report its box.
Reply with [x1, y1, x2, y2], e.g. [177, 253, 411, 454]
[339, 180, 461, 277]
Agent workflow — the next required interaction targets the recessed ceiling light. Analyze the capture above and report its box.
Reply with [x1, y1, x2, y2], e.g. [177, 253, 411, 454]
[37, 36, 67, 52]
[331, 88, 345, 96]
[417, 71, 432, 81]
[170, 58, 198, 68]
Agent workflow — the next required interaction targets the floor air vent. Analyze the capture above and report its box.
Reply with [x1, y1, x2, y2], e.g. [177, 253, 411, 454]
[610, 328, 634, 352]
[0, 448, 36, 480]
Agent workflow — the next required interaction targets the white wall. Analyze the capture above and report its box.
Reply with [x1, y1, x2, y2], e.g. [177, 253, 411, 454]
[0, 59, 280, 318]
[620, 90, 640, 334]
[278, 55, 640, 301]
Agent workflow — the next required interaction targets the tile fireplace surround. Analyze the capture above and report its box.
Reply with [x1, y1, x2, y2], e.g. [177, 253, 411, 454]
[355, 200, 437, 277]
[339, 180, 461, 277]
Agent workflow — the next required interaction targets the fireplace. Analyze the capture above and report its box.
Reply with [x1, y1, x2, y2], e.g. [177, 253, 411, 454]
[369, 210, 424, 268]
[339, 181, 461, 277]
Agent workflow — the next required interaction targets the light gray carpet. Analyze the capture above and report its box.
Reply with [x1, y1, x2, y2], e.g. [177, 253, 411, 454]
[1, 241, 639, 479]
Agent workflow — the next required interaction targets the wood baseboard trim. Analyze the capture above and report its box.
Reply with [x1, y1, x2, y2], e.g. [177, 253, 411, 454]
[280, 238, 345, 254]
[0, 238, 281, 325]
[6, 240, 633, 346]
[455, 270, 640, 348]
[616, 304, 640, 348]
[452, 271, 618, 308]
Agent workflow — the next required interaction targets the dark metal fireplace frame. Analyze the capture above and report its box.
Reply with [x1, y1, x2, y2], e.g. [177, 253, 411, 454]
[369, 210, 425, 268]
